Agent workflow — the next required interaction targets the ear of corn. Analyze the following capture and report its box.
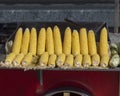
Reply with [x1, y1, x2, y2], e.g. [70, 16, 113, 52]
[74, 54, 82, 68]
[32, 55, 39, 64]
[22, 53, 33, 66]
[5, 52, 16, 65]
[13, 53, 24, 66]
[91, 54, 100, 66]
[80, 28, 88, 55]
[100, 54, 109, 68]
[53, 26, 62, 55]
[56, 53, 66, 67]
[72, 30, 80, 56]
[88, 30, 97, 56]
[21, 28, 30, 55]
[100, 27, 108, 56]
[83, 54, 91, 68]
[39, 52, 49, 68]
[29, 27, 37, 55]
[37, 28, 46, 56]
[64, 54, 73, 68]
[63, 27, 72, 55]
[46, 27, 54, 55]
[6, 40, 13, 53]
[12, 28, 23, 54]
[48, 54, 57, 68]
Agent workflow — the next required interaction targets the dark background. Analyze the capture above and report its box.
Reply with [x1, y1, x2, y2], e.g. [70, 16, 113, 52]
[0, 0, 115, 4]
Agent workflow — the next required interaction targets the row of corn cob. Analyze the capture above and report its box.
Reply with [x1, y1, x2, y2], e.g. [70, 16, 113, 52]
[4, 51, 109, 68]
[3, 25, 110, 69]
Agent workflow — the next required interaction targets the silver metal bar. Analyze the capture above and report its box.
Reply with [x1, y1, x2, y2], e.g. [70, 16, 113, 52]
[40, 70, 43, 86]
[114, 0, 119, 33]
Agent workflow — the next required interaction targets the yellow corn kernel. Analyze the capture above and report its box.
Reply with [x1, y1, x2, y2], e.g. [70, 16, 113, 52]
[64, 54, 73, 68]
[56, 53, 66, 67]
[46, 27, 54, 55]
[22, 53, 33, 66]
[91, 54, 100, 67]
[72, 30, 80, 56]
[48, 54, 57, 68]
[100, 54, 109, 68]
[74, 54, 82, 68]
[37, 28, 46, 56]
[63, 27, 72, 55]
[13, 53, 24, 66]
[88, 30, 97, 56]
[12, 28, 23, 54]
[53, 26, 62, 55]
[39, 52, 49, 68]
[29, 27, 37, 55]
[100, 27, 108, 56]
[80, 28, 88, 55]
[83, 54, 91, 68]
[21, 28, 30, 55]
[5, 52, 16, 65]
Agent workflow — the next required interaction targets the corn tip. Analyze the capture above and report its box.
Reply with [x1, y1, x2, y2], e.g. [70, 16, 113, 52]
[25, 28, 30, 31]
[66, 27, 71, 31]
[31, 27, 37, 31]
[54, 25, 59, 29]
[18, 27, 23, 31]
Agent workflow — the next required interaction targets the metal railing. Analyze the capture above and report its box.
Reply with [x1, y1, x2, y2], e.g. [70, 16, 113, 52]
[114, 0, 119, 33]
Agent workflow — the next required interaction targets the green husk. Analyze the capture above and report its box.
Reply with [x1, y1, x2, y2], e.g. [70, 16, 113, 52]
[117, 43, 120, 54]
[110, 43, 118, 52]
[109, 54, 120, 67]
[111, 50, 118, 55]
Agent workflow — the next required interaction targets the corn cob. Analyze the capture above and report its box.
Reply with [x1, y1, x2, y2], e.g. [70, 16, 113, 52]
[22, 53, 33, 66]
[100, 54, 109, 68]
[5, 40, 13, 54]
[32, 55, 39, 64]
[91, 54, 100, 67]
[39, 52, 49, 68]
[72, 30, 80, 56]
[46, 27, 54, 55]
[88, 30, 97, 56]
[83, 54, 91, 68]
[5, 52, 16, 65]
[100, 27, 108, 56]
[48, 54, 57, 68]
[56, 53, 66, 67]
[80, 28, 88, 55]
[21, 28, 30, 55]
[37, 28, 46, 56]
[64, 54, 73, 68]
[63, 27, 72, 55]
[29, 27, 37, 55]
[53, 26, 62, 55]
[12, 28, 23, 54]
[13, 53, 24, 66]
[74, 54, 82, 68]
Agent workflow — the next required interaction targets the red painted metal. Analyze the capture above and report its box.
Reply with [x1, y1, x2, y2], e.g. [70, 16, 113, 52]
[0, 70, 118, 96]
